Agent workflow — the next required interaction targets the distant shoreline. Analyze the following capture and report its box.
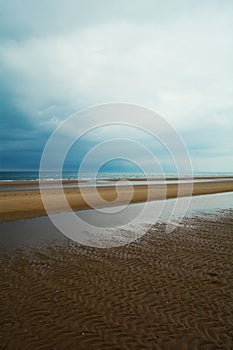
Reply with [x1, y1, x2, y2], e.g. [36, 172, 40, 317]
[0, 175, 233, 187]
[0, 178, 233, 223]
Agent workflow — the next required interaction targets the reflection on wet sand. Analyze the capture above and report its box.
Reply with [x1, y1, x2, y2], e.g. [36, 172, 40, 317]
[0, 209, 232, 349]
[0, 193, 232, 349]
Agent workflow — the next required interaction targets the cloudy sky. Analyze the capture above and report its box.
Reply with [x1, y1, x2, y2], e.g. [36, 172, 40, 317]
[1, 0, 233, 172]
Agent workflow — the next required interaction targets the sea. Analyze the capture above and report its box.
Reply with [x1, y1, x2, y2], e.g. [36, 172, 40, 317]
[0, 171, 233, 182]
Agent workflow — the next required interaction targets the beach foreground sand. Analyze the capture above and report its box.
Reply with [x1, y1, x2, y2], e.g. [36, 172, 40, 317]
[0, 179, 233, 222]
[0, 210, 232, 349]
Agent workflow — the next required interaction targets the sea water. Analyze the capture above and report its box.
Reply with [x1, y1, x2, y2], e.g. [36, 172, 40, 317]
[1, 170, 233, 182]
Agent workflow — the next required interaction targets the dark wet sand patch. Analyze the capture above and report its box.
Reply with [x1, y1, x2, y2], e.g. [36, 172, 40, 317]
[0, 210, 233, 349]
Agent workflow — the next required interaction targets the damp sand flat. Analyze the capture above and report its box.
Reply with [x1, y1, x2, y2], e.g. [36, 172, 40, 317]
[0, 209, 232, 349]
[1, 179, 233, 222]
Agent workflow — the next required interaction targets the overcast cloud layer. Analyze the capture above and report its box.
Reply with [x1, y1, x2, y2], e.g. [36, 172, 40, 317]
[1, 0, 233, 172]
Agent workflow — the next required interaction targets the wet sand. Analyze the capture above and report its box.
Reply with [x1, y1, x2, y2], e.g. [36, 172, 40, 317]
[0, 210, 232, 349]
[1, 179, 233, 222]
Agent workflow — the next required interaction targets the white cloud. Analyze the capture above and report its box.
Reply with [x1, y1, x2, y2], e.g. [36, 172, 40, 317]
[1, 0, 233, 171]
[1, 5, 233, 128]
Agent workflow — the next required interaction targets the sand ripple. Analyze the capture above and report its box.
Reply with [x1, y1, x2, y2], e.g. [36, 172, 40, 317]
[0, 210, 233, 349]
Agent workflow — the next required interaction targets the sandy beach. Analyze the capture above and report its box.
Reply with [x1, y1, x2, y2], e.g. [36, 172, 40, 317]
[1, 178, 233, 349]
[0, 209, 232, 349]
[0, 178, 233, 222]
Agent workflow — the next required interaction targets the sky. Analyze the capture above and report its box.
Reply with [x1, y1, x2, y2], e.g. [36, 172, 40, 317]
[1, 0, 233, 173]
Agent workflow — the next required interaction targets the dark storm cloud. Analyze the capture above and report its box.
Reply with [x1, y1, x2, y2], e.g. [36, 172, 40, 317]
[0, 88, 51, 169]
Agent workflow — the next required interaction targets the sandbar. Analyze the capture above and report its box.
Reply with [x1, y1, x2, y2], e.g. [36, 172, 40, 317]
[0, 178, 233, 222]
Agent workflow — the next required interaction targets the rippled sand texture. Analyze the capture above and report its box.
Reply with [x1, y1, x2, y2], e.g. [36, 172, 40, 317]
[0, 210, 233, 349]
